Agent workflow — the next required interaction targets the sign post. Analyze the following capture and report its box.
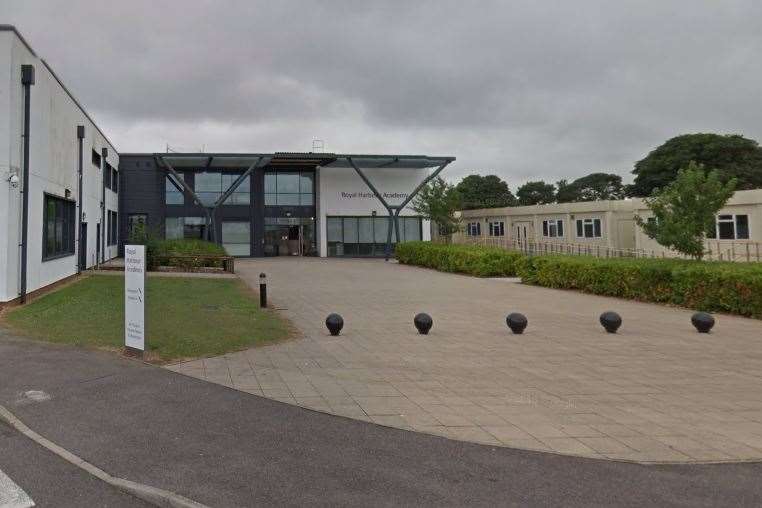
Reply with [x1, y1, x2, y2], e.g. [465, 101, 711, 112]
[124, 244, 146, 358]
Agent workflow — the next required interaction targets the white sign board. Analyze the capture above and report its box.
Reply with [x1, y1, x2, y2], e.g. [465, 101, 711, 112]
[124, 245, 146, 351]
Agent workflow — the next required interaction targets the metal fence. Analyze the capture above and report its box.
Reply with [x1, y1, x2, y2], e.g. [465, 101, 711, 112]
[445, 236, 762, 263]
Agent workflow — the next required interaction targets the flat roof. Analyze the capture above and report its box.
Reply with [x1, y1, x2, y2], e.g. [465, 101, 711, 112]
[128, 152, 456, 169]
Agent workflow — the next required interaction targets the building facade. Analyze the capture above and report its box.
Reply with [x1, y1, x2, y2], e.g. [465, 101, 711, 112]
[0, 26, 119, 304]
[119, 153, 449, 258]
[450, 189, 762, 261]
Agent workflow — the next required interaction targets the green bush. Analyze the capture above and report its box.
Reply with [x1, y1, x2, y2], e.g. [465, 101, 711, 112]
[518, 255, 762, 318]
[153, 239, 227, 270]
[396, 241, 524, 277]
[396, 242, 762, 317]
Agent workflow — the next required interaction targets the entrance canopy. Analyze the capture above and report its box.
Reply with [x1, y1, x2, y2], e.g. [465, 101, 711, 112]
[154, 152, 456, 259]
[154, 152, 455, 169]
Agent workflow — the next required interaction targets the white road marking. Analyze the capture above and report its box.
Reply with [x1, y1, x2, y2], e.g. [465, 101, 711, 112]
[0, 468, 34, 508]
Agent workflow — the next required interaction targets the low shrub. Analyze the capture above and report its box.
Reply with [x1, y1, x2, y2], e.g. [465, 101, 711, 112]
[518, 255, 762, 318]
[396, 241, 762, 317]
[153, 239, 228, 270]
[395, 241, 524, 277]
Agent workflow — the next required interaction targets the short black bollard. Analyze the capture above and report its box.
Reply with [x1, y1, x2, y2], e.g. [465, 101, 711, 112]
[599, 311, 622, 333]
[506, 313, 528, 334]
[259, 273, 267, 308]
[325, 313, 344, 336]
[691, 312, 715, 333]
[414, 313, 433, 335]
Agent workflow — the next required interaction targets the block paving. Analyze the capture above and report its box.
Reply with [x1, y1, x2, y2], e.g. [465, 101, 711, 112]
[166, 258, 762, 463]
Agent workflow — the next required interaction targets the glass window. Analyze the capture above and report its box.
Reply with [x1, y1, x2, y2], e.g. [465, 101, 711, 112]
[265, 171, 315, 207]
[108, 210, 118, 246]
[576, 218, 602, 238]
[374, 217, 390, 243]
[165, 217, 183, 239]
[404, 217, 422, 241]
[343, 217, 359, 244]
[127, 214, 147, 241]
[195, 172, 221, 206]
[327, 217, 342, 242]
[736, 215, 749, 239]
[489, 221, 505, 237]
[221, 173, 250, 205]
[166, 174, 184, 205]
[358, 217, 374, 243]
[43, 194, 75, 259]
[112, 168, 119, 193]
[165, 217, 206, 240]
[222, 222, 251, 256]
[543, 219, 563, 238]
[104, 164, 112, 189]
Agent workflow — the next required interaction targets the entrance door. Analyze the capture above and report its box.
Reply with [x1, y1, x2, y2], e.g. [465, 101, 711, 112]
[264, 225, 302, 256]
[79, 223, 88, 270]
[514, 221, 534, 250]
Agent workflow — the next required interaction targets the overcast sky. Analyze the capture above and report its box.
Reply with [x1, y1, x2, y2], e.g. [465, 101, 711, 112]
[6, 1, 762, 186]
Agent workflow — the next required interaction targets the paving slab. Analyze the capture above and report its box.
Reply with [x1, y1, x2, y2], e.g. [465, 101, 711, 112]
[167, 257, 762, 463]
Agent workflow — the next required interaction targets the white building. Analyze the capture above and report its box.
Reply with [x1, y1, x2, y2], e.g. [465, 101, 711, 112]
[1, 26, 119, 304]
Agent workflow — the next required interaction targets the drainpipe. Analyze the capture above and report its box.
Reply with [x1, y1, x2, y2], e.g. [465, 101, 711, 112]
[19, 64, 35, 304]
[76, 125, 85, 273]
[101, 147, 107, 264]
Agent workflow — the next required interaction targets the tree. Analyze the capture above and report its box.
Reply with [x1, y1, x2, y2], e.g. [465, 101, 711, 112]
[516, 180, 556, 206]
[454, 174, 517, 209]
[411, 177, 462, 235]
[635, 162, 736, 259]
[555, 173, 624, 203]
[629, 133, 762, 197]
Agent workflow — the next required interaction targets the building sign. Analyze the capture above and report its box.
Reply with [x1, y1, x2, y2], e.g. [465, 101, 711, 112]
[124, 244, 145, 351]
[339, 191, 409, 200]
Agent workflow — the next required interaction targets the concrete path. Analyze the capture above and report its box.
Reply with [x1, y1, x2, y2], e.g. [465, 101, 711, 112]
[3, 335, 762, 507]
[168, 258, 762, 463]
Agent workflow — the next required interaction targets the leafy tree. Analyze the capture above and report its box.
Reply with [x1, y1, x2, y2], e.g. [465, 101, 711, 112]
[629, 133, 762, 197]
[516, 180, 556, 206]
[555, 173, 624, 203]
[455, 174, 517, 209]
[411, 177, 462, 235]
[635, 162, 736, 259]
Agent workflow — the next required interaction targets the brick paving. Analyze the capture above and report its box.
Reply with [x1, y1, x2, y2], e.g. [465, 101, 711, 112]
[166, 257, 762, 463]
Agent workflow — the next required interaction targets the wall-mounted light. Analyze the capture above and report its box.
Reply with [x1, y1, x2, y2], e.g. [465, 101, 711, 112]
[371, 210, 377, 217]
[8, 170, 20, 188]
[65, 188, 71, 199]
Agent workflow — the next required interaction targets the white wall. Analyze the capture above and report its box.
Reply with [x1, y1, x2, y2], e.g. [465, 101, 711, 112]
[316, 166, 432, 256]
[0, 29, 119, 302]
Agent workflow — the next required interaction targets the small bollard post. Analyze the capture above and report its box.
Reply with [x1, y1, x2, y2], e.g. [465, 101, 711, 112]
[259, 272, 267, 308]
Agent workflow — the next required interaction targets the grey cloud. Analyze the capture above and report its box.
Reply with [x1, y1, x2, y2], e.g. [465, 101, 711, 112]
[6, 0, 762, 186]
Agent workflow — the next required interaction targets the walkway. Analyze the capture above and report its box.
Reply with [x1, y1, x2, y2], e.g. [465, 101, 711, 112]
[168, 258, 762, 463]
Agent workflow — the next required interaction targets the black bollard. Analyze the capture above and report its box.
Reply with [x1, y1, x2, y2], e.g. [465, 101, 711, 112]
[506, 313, 528, 334]
[414, 313, 433, 335]
[599, 311, 622, 333]
[259, 273, 267, 308]
[691, 312, 715, 333]
[325, 313, 344, 336]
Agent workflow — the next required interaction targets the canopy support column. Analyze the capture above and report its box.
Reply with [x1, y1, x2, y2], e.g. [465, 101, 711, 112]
[346, 157, 452, 261]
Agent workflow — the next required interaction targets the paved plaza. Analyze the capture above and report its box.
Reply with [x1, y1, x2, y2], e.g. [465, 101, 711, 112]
[167, 258, 762, 463]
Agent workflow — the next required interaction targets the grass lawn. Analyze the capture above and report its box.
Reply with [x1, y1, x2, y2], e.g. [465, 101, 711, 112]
[2, 274, 291, 363]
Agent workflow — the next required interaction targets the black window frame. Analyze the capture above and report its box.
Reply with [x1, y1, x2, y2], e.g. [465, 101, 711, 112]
[42, 193, 76, 261]
[466, 222, 481, 236]
[711, 214, 750, 240]
[264, 170, 315, 206]
[112, 168, 119, 193]
[104, 162, 112, 189]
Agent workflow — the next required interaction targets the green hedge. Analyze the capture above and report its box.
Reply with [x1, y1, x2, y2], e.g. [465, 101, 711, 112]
[519, 255, 762, 318]
[395, 241, 524, 277]
[396, 241, 762, 317]
[151, 239, 227, 270]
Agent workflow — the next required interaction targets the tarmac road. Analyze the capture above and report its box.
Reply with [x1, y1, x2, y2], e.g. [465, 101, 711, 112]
[1, 333, 761, 507]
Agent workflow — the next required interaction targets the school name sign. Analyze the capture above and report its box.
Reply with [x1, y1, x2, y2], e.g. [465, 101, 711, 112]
[124, 245, 146, 352]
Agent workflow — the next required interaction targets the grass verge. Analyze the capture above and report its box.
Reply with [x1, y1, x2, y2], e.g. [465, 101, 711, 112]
[1, 274, 291, 363]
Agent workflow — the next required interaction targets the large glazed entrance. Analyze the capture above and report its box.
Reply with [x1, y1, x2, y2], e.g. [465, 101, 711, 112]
[264, 217, 316, 256]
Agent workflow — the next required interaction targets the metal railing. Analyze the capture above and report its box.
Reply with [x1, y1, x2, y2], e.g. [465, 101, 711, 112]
[445, 235, 762, 262]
